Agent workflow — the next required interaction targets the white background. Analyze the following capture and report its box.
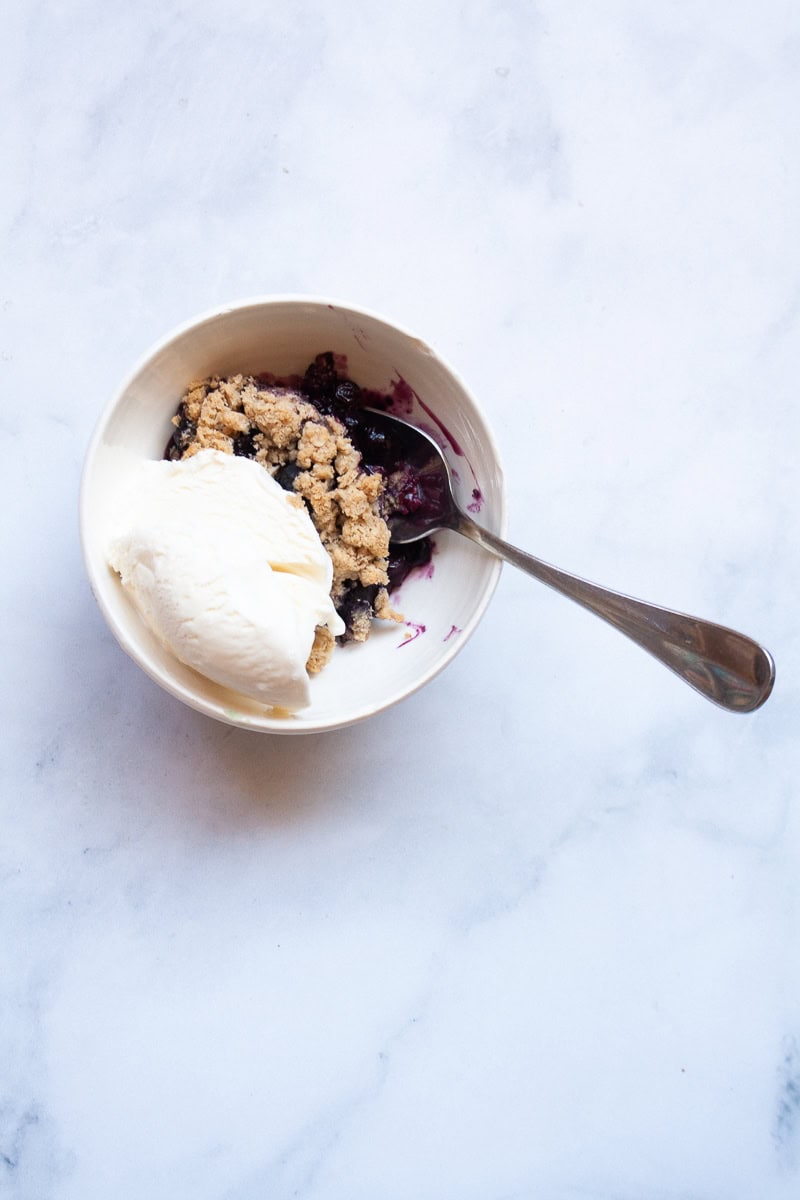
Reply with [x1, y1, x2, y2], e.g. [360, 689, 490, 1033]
[2, 2, 799, 1197]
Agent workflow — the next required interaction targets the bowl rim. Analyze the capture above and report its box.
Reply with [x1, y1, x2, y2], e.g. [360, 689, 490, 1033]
[79, 293, 507, 734]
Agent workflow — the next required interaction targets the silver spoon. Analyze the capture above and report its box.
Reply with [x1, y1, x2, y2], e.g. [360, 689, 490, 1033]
[367, 408, 775, 713]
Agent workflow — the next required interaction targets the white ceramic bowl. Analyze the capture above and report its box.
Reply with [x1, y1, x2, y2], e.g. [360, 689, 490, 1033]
[80, 297, 506, 733]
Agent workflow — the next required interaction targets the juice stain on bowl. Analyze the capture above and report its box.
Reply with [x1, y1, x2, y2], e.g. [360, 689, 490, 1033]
[399, 621, 426, 647]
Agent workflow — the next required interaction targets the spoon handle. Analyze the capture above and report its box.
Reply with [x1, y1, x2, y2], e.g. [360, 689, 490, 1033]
[456, 513, 775, 713]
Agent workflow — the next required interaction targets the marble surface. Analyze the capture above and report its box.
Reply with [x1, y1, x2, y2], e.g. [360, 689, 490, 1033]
[3, 1, 799, 1197]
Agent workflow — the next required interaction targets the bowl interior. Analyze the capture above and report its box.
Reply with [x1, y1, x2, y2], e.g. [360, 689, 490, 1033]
[81, 299, 506, 732]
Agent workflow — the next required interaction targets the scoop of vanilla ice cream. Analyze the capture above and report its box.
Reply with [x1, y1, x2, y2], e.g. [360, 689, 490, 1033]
[107, 449, 344, 710]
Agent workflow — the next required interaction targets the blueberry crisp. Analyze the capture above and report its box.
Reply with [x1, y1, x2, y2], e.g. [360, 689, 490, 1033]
[165, 353, 432, 674]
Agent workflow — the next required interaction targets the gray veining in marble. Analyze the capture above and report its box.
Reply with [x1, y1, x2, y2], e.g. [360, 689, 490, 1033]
[2, 1, 800, 1198]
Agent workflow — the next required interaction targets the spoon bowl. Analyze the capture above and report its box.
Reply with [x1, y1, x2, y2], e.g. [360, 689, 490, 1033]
[367, 407, 776, 714]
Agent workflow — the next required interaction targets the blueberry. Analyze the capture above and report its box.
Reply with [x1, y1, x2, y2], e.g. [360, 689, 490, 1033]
[334, 380, 362, 408]
[303, 352, 338, 406]
[359, 424, 394, 467]
[336, 583, 379, 642]
[389, 466, 448, 519]
[232, 430, 259, 457]
[387, 539, 432, 591]
[164, 408, 196, 460]
[274, 462, 302, 491]
[338, 410, 361, 436]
